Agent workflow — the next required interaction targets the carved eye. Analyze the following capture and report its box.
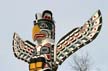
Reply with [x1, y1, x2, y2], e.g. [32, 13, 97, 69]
[42, 10, 52, 20]
[40, 46, 50, 54]
[43, 13, 51, 20]
[44, 16, 51, 20]
[40, 23, 48, 29]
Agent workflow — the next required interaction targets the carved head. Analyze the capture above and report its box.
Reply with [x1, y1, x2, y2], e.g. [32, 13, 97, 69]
[32, 10, 55, 42]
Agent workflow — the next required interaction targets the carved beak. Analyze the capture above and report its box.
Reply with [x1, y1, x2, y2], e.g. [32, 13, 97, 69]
[32, 24, 40, 41]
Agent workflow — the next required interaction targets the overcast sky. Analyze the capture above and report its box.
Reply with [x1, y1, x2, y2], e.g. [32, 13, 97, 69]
[0, 0, 108, 71]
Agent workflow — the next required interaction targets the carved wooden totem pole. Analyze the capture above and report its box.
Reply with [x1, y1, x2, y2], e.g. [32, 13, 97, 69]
[13, 10, 102, 71]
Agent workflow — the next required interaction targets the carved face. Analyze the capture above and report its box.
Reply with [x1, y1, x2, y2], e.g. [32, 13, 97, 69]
[29, 43, 54, 71]
[33, 43, 52, 59]
[30, 10, 55, 71]
[32, 10, 55, 42]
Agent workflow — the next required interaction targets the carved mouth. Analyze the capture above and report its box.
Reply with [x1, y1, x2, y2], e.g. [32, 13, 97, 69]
[34, 34, 46, 40]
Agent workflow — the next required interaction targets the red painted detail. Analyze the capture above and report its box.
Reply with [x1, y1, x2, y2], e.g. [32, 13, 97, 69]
[34, 34, 46, 39]
[70, 37, 74, 41]
[94, 28, 96, 30]
[62, 56, 66, 61]
[58, 45, 62, 49]
[75, 33, 79, 37]
[64, 41, 68, 45]
[44, 43, 51, 48]
[94, 16, 96, 18]
[44, 63, 49, 68]
[28, 48, 30, 51]
[46, 54, 51, 60]
[44, 16, 51, 20]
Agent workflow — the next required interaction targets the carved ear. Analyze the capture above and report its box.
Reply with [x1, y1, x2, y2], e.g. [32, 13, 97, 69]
[42, 10, 53, 20]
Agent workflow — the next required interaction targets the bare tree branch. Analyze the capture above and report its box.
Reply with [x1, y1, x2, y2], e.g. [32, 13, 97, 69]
[70, 52, 91, 71]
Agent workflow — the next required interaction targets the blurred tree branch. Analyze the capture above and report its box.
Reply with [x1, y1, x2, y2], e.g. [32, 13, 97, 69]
[70, 53, 92, 71]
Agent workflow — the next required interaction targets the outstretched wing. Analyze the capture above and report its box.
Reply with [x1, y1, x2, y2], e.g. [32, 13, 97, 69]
[56, 10, 102, 65]
[13, 33, 36, 63]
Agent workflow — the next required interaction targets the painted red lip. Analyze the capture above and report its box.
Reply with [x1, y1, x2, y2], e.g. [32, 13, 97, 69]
[34, 34, 46, 39]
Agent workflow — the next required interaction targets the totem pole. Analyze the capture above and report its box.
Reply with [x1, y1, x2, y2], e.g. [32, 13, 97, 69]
[12, 10, 102, 71]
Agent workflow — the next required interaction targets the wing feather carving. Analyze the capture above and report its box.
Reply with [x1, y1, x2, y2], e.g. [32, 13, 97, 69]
[13, 33, 36, 63]
[56, 10, 102, 65]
